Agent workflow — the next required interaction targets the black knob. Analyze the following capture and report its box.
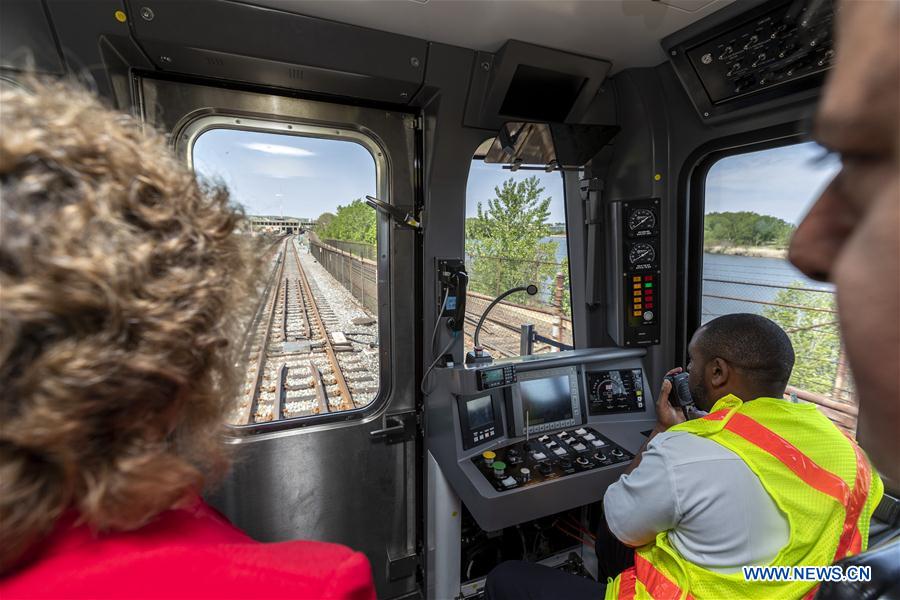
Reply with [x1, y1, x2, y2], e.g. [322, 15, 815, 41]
[611, 448, 624, 458]
[559, 458, 572, 470]
[539, 463, 553, 476]
[507, 449, 519, 457]
[594, 452, 608, 462]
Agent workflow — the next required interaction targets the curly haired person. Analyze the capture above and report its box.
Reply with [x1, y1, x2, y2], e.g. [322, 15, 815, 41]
[0, 80, 375, 599]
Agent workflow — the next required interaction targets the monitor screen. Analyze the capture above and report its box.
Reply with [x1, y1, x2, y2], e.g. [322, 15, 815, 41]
[520, 375, 573, 426]
[466, 395, 494, 430]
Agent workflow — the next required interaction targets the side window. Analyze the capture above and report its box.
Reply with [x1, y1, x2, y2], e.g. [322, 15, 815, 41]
[192, 126, 381, 426]
[465, 161, 571, 355]
[701, 142, 855, 433]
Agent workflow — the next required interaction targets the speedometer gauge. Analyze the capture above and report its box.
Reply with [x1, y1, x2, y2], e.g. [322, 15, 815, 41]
[628, 208, 656, 232]
[628, 242, 656, 266]
[591, 376, 626, 404]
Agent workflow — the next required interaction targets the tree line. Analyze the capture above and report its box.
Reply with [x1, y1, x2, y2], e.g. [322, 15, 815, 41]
[704, 211, 795, 249]
[315, 199, 376, 245]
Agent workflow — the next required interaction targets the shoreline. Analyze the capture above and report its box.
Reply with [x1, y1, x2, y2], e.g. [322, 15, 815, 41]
[704, 245, 788, 259]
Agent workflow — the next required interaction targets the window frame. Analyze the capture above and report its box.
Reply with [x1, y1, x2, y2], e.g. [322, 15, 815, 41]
[464, 158, 575, 353]
[181, 115, 392, 433]
[679, 126, 810, 366]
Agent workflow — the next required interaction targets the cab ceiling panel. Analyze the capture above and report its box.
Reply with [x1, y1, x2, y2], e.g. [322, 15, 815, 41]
[250, 0, 735, 74]
[125, 0, 427, 104]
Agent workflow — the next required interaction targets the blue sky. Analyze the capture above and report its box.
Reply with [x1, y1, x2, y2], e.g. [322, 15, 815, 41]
[193, 129, 838, 226]
[705, 141, 840, 224]
[193, 129, 377, 219]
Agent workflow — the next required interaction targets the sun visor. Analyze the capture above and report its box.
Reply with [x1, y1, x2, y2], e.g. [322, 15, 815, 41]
[480, 122, 619, 171]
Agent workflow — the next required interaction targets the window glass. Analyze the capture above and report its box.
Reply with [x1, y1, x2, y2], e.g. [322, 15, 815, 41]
[702, 142, 855, 433]
[465, 161, 571, 356]
[192, 127, 380, 426]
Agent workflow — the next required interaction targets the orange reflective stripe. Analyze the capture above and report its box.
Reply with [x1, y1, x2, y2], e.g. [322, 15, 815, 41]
[724, 413, 849, 504]
[618, 566, 637, 600]
[724, 414, 873, 559]
[701, 409, 730, 422]
[634, 553, 694, 600]
[833, 436, 871, 558]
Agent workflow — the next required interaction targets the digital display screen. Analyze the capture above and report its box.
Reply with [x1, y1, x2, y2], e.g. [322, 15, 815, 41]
[482, 369, 504, 384]
[466, 396, 494, 430]
[520, 376, 573, 426]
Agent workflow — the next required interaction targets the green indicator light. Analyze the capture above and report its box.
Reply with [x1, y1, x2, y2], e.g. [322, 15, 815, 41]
[645, 282, 653, 288]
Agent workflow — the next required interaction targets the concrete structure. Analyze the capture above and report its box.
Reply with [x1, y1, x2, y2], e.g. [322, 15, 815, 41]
[248, 215, 316, 235]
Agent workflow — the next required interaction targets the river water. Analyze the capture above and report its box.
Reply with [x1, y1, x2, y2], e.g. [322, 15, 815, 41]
[543, 236, 833, 321]
[701, 253, 834, 323]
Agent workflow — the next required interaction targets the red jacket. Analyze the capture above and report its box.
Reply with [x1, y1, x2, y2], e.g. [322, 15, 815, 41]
[1, 498, 376, 599]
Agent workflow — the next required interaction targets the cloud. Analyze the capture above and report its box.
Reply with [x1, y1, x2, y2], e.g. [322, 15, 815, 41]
[250, 158, 314, 179]
[242, 142, 315, 157]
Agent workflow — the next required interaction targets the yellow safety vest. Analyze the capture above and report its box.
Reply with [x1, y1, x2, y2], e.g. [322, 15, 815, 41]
[605, 394, 883, 600]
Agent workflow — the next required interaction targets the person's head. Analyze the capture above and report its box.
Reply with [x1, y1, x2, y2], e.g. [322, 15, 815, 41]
[686, 314, 795, 411]
[0, 80, 253, 572]
[789, 1, 900, 490]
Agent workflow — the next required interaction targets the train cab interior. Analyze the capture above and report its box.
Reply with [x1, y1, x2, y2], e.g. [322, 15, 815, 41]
[3, 0, 898, 598]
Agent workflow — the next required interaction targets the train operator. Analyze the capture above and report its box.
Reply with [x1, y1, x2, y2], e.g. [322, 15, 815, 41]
[487, 314, 882, 599]
[790, 0, 900, 596]
[0, 81, 376, 599]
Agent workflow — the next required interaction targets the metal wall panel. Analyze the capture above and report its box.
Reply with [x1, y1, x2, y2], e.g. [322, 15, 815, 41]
[0, 0, 65, 75]
[128, 0, 426, 104]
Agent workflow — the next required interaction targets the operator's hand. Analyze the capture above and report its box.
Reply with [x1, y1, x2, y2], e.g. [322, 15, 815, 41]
[656, 367, 687, 431]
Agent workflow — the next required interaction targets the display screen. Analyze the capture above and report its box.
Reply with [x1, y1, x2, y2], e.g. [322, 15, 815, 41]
[466, 396, 494, 430]
[482, 369, 504, 384]
[520, 376, 573, 426]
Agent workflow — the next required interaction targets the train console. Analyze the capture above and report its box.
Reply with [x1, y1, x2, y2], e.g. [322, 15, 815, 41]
[426, 349, 656, 597]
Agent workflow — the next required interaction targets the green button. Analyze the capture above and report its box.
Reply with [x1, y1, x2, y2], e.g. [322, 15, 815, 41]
[492, 461, 507, 471]
[644, 282, 653, 288]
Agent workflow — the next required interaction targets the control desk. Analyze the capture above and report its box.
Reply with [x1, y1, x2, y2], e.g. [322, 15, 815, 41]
[427, 348, 657, 531]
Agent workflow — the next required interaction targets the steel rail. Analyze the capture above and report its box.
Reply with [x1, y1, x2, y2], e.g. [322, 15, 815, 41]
[247, 239, 288, 424]
[289, 239, 356, 411]
[308, 360, 330, 415]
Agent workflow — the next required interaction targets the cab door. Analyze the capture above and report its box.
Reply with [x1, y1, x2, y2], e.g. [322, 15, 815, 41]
[138, 76, 420, 599]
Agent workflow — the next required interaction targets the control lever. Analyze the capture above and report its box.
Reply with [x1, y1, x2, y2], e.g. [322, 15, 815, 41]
[467, 284, 538, 364]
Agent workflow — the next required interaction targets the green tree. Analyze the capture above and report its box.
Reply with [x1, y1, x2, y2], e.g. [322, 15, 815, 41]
[704, 211, 795, 248]
[465, 177, 558, 304]
[314, 211, 336, 235]
[762, 284, 840, 395]
[320, 199, 376, 245]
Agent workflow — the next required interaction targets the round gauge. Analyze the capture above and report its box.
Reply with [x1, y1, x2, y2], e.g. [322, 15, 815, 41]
[591, 377, 626, 405]
[628, 208, 656, 232]
[628, 242, 656, 266]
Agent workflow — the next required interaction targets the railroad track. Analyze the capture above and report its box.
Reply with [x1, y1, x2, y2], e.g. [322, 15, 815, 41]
[464, 293, 573, 359]
[233, 236, 378, 425]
